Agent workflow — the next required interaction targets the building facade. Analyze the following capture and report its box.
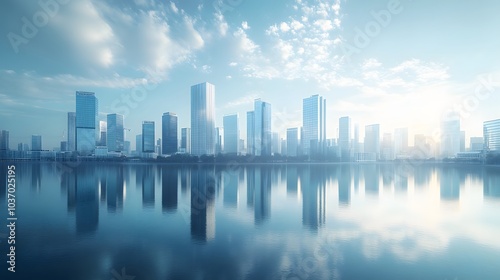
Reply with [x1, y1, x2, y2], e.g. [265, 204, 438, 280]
[180, 128, 191, 154]
[339, 116, 351, 161]
[287, 128, 299, 157]
[107, 113, 124, 152]
[441, 119, 461, 158]
[364, 124, 380, 160]
[76, 91, 98, 155]
[302, 95, 326, 156]
[67, 112, 76, 151]
[162, 112, 178, 155]
[223, 114, 239, 155]
[142, 121, 155, 153]
[484, 119, 500, 152]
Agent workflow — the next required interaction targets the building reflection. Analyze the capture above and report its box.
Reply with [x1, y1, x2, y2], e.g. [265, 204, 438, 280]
[142, 166, 155, 208]
[338, 165, 351, 206]
[63, 171, 76, 212]
[161, 166, 178, 212]
[75, 165, 99, 234]
[223, 170, 238, 208]
[190, 166, 216, 242]
[484, 168, 500, 199]
[300, 166, 326, 231]
[254, 167, 271, 225]
[440, 167, 460, 201]
[31, 163, 41, 191]
[394, 166, 408, 193]
[353, 165, 360, 192]
[364, 164, 379, 195]
[247, 167, 255, 208]
[381, 164, 394, 190]
[414, 165, 432, 188]
[106, 165, 124, 213]
[286, 166, 298, 196]
[180, 167, 191, 195]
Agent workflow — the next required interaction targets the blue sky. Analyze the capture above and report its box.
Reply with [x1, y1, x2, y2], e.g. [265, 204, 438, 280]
[1, 0, 500, 150]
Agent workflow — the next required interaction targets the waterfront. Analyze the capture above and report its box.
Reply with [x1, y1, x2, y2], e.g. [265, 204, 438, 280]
[1, 162, 499, 279]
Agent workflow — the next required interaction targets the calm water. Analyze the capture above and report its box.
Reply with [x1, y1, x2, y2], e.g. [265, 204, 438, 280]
[1, 162, 500, 280]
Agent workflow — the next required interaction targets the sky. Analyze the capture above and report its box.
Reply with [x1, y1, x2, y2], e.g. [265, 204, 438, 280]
[1, 0, 500, 150]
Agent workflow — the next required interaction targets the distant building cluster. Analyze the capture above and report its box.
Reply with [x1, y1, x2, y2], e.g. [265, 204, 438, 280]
[1, 82, 500, 161]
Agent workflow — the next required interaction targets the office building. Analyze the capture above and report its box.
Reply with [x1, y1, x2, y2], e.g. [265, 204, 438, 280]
[76, 91, 98, 155]
[364, 124, 380, 160]
[98, 121, 107, 146]
[247, 111, 255, 155]
[287, 128, 299, 157]
[135, 134, 142, 155]
[191, 82, 216, 156]
[32, 135, 42, 151]
[142, 121, 155, 153]
[272, 132, 281, 155]
[107, 114, 124, 152]
[249, 99, 272, 156]
[484, 119, 500, 152]
[0, 130, 9, 150]
[180, 128, 191, 154]
[470, 137, 484, 152]
[215, 127, 223, 154]
[394, 127, 408, 158]
[441, 119, 461, 158]
[162, 112, 178, 155]
[223, 114, 239, 155]
[67, 112, 76, 151]
[302, 95, 326, 156]
[339, 117, 351, 161]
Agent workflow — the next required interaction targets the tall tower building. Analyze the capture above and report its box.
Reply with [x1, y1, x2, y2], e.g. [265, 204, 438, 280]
[107, 114, 124, 152]
[98, 121, 107, 146]
[441, 119, 460, 158]
[339, 116, 351, 161]
[287, 128, 299, 157]
[223, 114, 239, 155]
[142, 121, 155, 153]
[252, 99, 272, 156]
[180, 128, 191, 154]
[32, 135, 42, 151]
[191, 82, 215, 156]
[364, 124, 380, 160]
[76, 91, 98, 155]
[162, 112, 178, 155]
[247, 111, 255, 155]
[484, 119, 500, 152]
[0, 130, 9, 151]
[302, 95, 326, 156]
[67, 112, 76, 151]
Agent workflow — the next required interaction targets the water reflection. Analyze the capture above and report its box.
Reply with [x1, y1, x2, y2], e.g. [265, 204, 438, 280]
[484, 168, 500, 199]
[162, 166, 178, 212]
[300, 166, 326, 231]
[75, 165, 99, 234]
[106, 165, 124, 212]
[142, 166, 155, 208]
[338, 165, 351, 206]
[190, 166, 216, 242]
[440, 167, 460, 201]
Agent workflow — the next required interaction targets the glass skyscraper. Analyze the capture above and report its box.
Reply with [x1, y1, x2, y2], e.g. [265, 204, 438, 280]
[287, 128, 299, 157]
[191, 82, 215, 156]
[247, 111, 255, 155]
[76, 91, 98, 155]
[180, 128, 191, 154]
[0, 130, 9, 150]
[107, 113, 124, 152]
[32, 135, 42, 151]
[250, 99, 271, 156]
[142, 121, 155, 153]
[339, 116, 351, 161]
[484, 119, 500, 152]
[223, 114, 239, 155]
[364, 124, 380, 160]
[441, 119, 460, 158]
[162, 112, 178, 155]
[67, 112, 76, 151]
[302, 95, 326, 156]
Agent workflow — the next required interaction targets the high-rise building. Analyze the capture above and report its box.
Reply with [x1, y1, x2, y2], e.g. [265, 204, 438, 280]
[287, 128, 299, 157]
[302, 95, 326, 156]
[470, 137, 484, 152]
[272, 132, 281, 155]
[142, 121, 155, 153]
[247, 111, 255, 155]
[162, 112, 178, 155]
[223, 114, 239, 155]
[0, 130, 9, 150]
[180, 128, 191, 154]
[394, 127, 408, 159]
[67, 112, 76, 151]
[191, 82, 216, 156]
[98, 121, 107, 146]
[215, 127, 223, 154]
[252, 99, 272, 156]
[441, 119, 460, 158]
[76, 91, 98, 155]
[32, 135, 42, 151]
[107, 114, 124, 152]
[135, 134, 142, 155]
[353, 124, 360, 156]
[339, 116, 351, 161]
[484, 119, 500, 152]
[364, 124, 380, 160]
[381, 133, 393, 160]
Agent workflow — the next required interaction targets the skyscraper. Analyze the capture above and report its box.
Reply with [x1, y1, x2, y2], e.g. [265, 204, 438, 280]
[32, 135, 42, 151]
[287, 128, 299, 157]
[253, 99, 272, 156]
[180, 128, 191, 154]
[272, 132, 281, 155]
[135, 134, 142, 155]
[247, 111, 255, 155]
[107, 113, 124, 152]
[441, 119, 460, 158]
[223, 114, 239, 155]
[191, 82, 216, 156]
[162, 112, 178, 155]
[302, 95, 326, 156]
[142, 121, 155, 153]
[394, 127, 408, 158]
[339, 116, 351, 161]
[215, 127, 223, 154]
[76, 91, 98, 155]
[484, 119, 500, 152]
[98, 121, 107, 146]
[67, 112, 76, 151]
[470, 137, 484, 152]
[364, 124, 380, 160]
[0, 130, 9, 150]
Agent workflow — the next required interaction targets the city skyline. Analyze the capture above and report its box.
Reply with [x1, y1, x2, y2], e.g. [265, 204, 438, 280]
[2, 1, 500, 150]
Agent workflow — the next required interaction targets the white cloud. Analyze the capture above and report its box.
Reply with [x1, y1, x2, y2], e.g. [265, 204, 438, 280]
[170, 2, 179, 14]
[215, 11, 229, 37]
[242, 21, 250, 30]
[280, 22, 291, 32]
